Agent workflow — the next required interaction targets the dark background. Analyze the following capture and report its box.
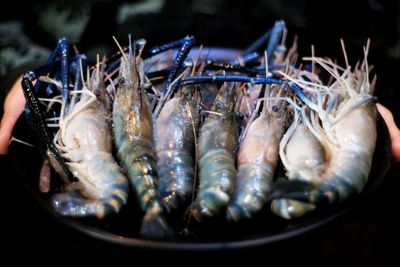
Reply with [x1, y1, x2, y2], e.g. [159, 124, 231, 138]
[1, 0, 400, 264]
[2, 0, 400, 117]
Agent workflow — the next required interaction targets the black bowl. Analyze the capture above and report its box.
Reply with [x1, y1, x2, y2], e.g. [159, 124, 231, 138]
[8, 95, 391, 250]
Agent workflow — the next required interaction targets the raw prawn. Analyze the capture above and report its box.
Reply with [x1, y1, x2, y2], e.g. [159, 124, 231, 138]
[271, 107, 326, 219]
[191, 82, 239, 221]
[227, 84, 288, 221]
[51, 62, 129, 219]
[112, 41, 173, 239]
[270, 52, 377, 216]
[154, 84, 200, 213]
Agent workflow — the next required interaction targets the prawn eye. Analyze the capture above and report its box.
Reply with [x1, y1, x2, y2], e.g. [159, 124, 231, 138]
[235, 112, 244, 120]
[119, 77, 126, 84]
[272, 105, 279, 112]
[183, 89, 191, 97]
[215, 101, 224, 110]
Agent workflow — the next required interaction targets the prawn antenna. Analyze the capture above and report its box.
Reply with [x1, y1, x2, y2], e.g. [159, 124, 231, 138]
[191, 44, 204, 76]
[340, 38, 349, 69]
[311, 44, 315, 74]
[112, 36, 128, 63]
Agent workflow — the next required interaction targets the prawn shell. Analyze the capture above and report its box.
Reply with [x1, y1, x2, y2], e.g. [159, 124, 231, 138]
[228, 113, 283, 221]
[155, 95, 199, 212]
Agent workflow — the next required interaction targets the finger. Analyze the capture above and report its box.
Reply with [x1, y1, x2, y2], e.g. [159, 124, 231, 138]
[3, 76, 26, 118]
[0, 76, 26, 155]
[0, 115, 20, 154]
[376, 103, 400, 163]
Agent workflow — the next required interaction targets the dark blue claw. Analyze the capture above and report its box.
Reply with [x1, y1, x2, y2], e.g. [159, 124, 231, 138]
[26, 37, 70, 117]
[145, 35, 195, 57]
[180, 75, 285, 86]
[27, 38, 68, 81]
[21, 76, 76, 184]
[146, 60, 259, 80]
[266, 20, 286, 65]
[59, 38, 70, 116]
[70, 54, 87, 92]
[239, 20, 286, 66]
[147, 68, 170, 80]
[120, 35, 196, 96]
[160, 36, 196, 96]
[229, 51, 261, 66]
[105, 36, 196, 86]
[69, 53, 87, 105]
[242, 29, 272, 55]
[203, 60, 258, 75]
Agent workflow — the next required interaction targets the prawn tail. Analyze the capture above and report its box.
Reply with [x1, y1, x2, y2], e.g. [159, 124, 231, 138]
[51, 191, 125, 219]
[268, 179, 358, 219]
[191, 188, 230, 222]
[162, 192, 187, 214]
[227, 193, 267, 222]
[227, 165, 274, 222]
[270, 198, 317, 220]
[226, 202, 247, 222]
[140, 208, 175, 240]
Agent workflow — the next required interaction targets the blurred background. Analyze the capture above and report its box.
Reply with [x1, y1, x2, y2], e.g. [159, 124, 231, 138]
[1, 0, 400, 111]
[1, 0, 400, 264]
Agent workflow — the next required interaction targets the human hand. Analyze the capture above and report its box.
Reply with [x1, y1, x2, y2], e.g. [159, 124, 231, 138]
[0, 76, 26, 155]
